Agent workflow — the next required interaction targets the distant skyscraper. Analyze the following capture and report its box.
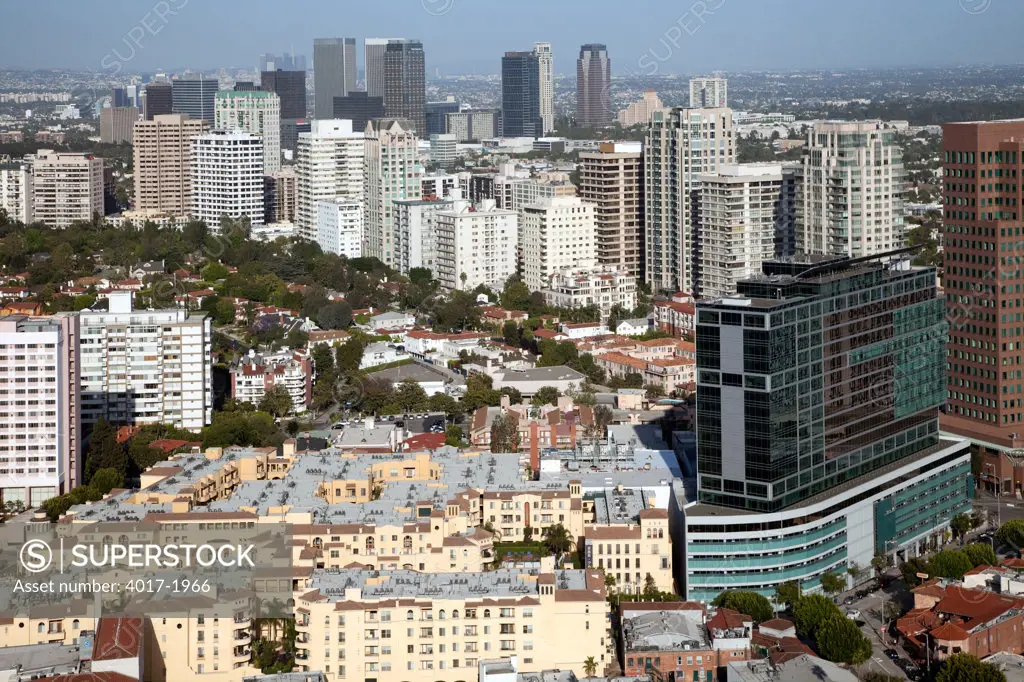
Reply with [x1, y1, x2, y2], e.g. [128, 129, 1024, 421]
[426, 100, 460, 136]
[383, 40, 426, 134]
[534, 42, 554, 133]
[261, 69, 307, 119]
[689, 77, 728, 108]
[143, 81, 173, 120]
[313, 38, 357, 119]
[576, 44, 611, 128]
[260, 52, 306, 72]
[214, 90, 282, 173]
[111, 87, 129, 108]
[364, 38, 394, 98]
[332, 92, 384, 132]
[233, 81, 260, 92]
[501, 51, 543, 138]
[645, 107, 734, 293]
[99, 106, 138, 144]
[171, 77, 218, 122]
[796, 121, 905, 258]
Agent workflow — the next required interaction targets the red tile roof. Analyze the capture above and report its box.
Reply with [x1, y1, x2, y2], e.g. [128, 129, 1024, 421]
[93, 616, 145, 660]
[930, 621, 971, 641]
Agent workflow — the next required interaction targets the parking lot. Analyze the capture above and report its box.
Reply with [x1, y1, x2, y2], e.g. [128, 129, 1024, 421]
[330, 412, 448, 434]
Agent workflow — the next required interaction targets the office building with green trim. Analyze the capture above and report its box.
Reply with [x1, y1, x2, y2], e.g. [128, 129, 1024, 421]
[684, 251, 972, 603]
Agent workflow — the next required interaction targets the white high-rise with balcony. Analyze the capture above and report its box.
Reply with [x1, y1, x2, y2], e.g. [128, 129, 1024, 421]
[0, 162, 32, 224]
[0, 314, 79, 508]
[365, 119, 422, 268]
[191, 130, 265, 229]
[522, 196, 597, 291]
[296, 119, 365, 244]
[434, 195, 518, 291]
[79, 292, 212, 431]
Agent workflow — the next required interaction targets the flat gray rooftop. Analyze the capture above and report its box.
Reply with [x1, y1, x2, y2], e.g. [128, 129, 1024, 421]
[0, 642, 81, 676]
[305, 568, 590, 601]
[622, 608, 709, 652]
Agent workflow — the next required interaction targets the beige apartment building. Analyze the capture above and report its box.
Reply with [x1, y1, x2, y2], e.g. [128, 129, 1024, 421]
[294, 568, 611, 682]
[31, 150, 104, 228]
[266, 166, 297, 223]
[132, 113, 209, 215]
[584, 504, 674, 594]
[521, 196, 597, 292]
[578, 142, 644, 278]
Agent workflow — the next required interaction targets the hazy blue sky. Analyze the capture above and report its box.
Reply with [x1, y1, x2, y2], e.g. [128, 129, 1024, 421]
[1, 0, 1021, 75]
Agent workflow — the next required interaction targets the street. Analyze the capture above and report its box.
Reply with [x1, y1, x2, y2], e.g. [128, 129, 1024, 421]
[846, 586, 913, 679]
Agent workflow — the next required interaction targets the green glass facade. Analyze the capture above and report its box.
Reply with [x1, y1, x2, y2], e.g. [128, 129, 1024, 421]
[875, 460, 973, 553]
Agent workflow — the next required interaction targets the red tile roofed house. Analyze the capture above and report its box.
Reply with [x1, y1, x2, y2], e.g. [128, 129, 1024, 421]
[481, 306, 529, 326]
[899, 580, 1024, 661]
[90, 616, 144, 680]
[308, 329, 351, 348]
[469, 397, 594, 457]
[1, 301, 44, 315]
[114, 279, 143, 291]
[231, 349, 313, 414]
[0, 286, 30, 300]
[402, 432, 447, 451]
[146, 438, 202, 454]
[532, 327, 567, 342]
[654, 294, 696, 338]
[174, 288, 216, 309]
[598, 351, 695, 394]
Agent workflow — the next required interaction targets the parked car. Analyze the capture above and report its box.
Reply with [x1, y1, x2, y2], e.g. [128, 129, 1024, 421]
[331, 423, 345, 430]
[845, 609, 861, 620]
[885, 649, 901, 662]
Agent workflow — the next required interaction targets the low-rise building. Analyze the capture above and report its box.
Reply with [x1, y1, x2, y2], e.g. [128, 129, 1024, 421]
[369, 311, 417, 331]
[653, 294, 695, 338]
[231, 348, 312, 414]
[491, 366, 586, 398]
[360, 341, 409, 370]
[469, 397, 596, 455]
[541, 266, 637, 322]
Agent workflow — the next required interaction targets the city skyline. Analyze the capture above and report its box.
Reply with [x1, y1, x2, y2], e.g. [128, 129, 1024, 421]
[0, 0, 1020, 74]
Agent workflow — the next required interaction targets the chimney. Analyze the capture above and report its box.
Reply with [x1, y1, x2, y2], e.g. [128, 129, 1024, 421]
[500, 394, 511, 410]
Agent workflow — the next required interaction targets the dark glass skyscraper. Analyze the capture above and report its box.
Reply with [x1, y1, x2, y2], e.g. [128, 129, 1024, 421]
[696, 252, 947, 512]
[426, 100, 460, 136]
[143, 82, 172, 120]
[261, 69, 307, 120]
[383, 40, 426, 134]
[576, 44, 611, 127]
[501, 51, 543, 138]
[333, 92, 385, 132]
[171, 78, 218, 122]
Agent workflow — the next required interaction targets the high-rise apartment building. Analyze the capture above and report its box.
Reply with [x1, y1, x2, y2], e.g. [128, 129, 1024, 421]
[313, 37, 357, 119]
[265, 166, 297, 223]
[383, 40, 426, 134]
[364, 38, 394, 99]
[578, 141, 645, 278]
[435, 196, 518, 291]
[214, 90, 282, 173]
[316, 198, 363, 258]
[132, 114, 210, 215]
[689, 77, 728, 108]
[645, 107, 735, 293]
[0, 313, 79, 508]
[522, 196, 597, 291]
[260, 69, 307, 120]
[796, 120, 906, 258]
[295, 119, 365, 244]
[687, 253, 970, 602]
[501, 51, 543, 138]
[0, 161, 33, 224]
[171, 77, 218, 122]
[393, 196, 456, 275]
[941, 119, 1024, 445]
[143, 81, 172, 120]
[99, 105, 139, 144]
[365, 119, 422, 268]
[445, 109, 501, 142]
[31, 150, 104, 228]
[426, 99, 460, 136]
[534, 42, 554, 133]
[332, 91, 385, 132]
[191, 130, 265, 229]
[79, 291, 213, 430]
[695, 162, 796, 298]
[617, 90, 667, 127]
[576, 44, 611, 128]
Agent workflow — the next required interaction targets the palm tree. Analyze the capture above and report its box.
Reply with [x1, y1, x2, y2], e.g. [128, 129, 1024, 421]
[583, 656, 598, 678]
[542, 524, 575, 557]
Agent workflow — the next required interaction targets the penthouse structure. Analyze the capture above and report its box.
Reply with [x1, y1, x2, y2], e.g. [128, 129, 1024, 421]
[79, 291, 212, 430]
[687, 252, 972, 602]
[0, 314, 80, 508]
